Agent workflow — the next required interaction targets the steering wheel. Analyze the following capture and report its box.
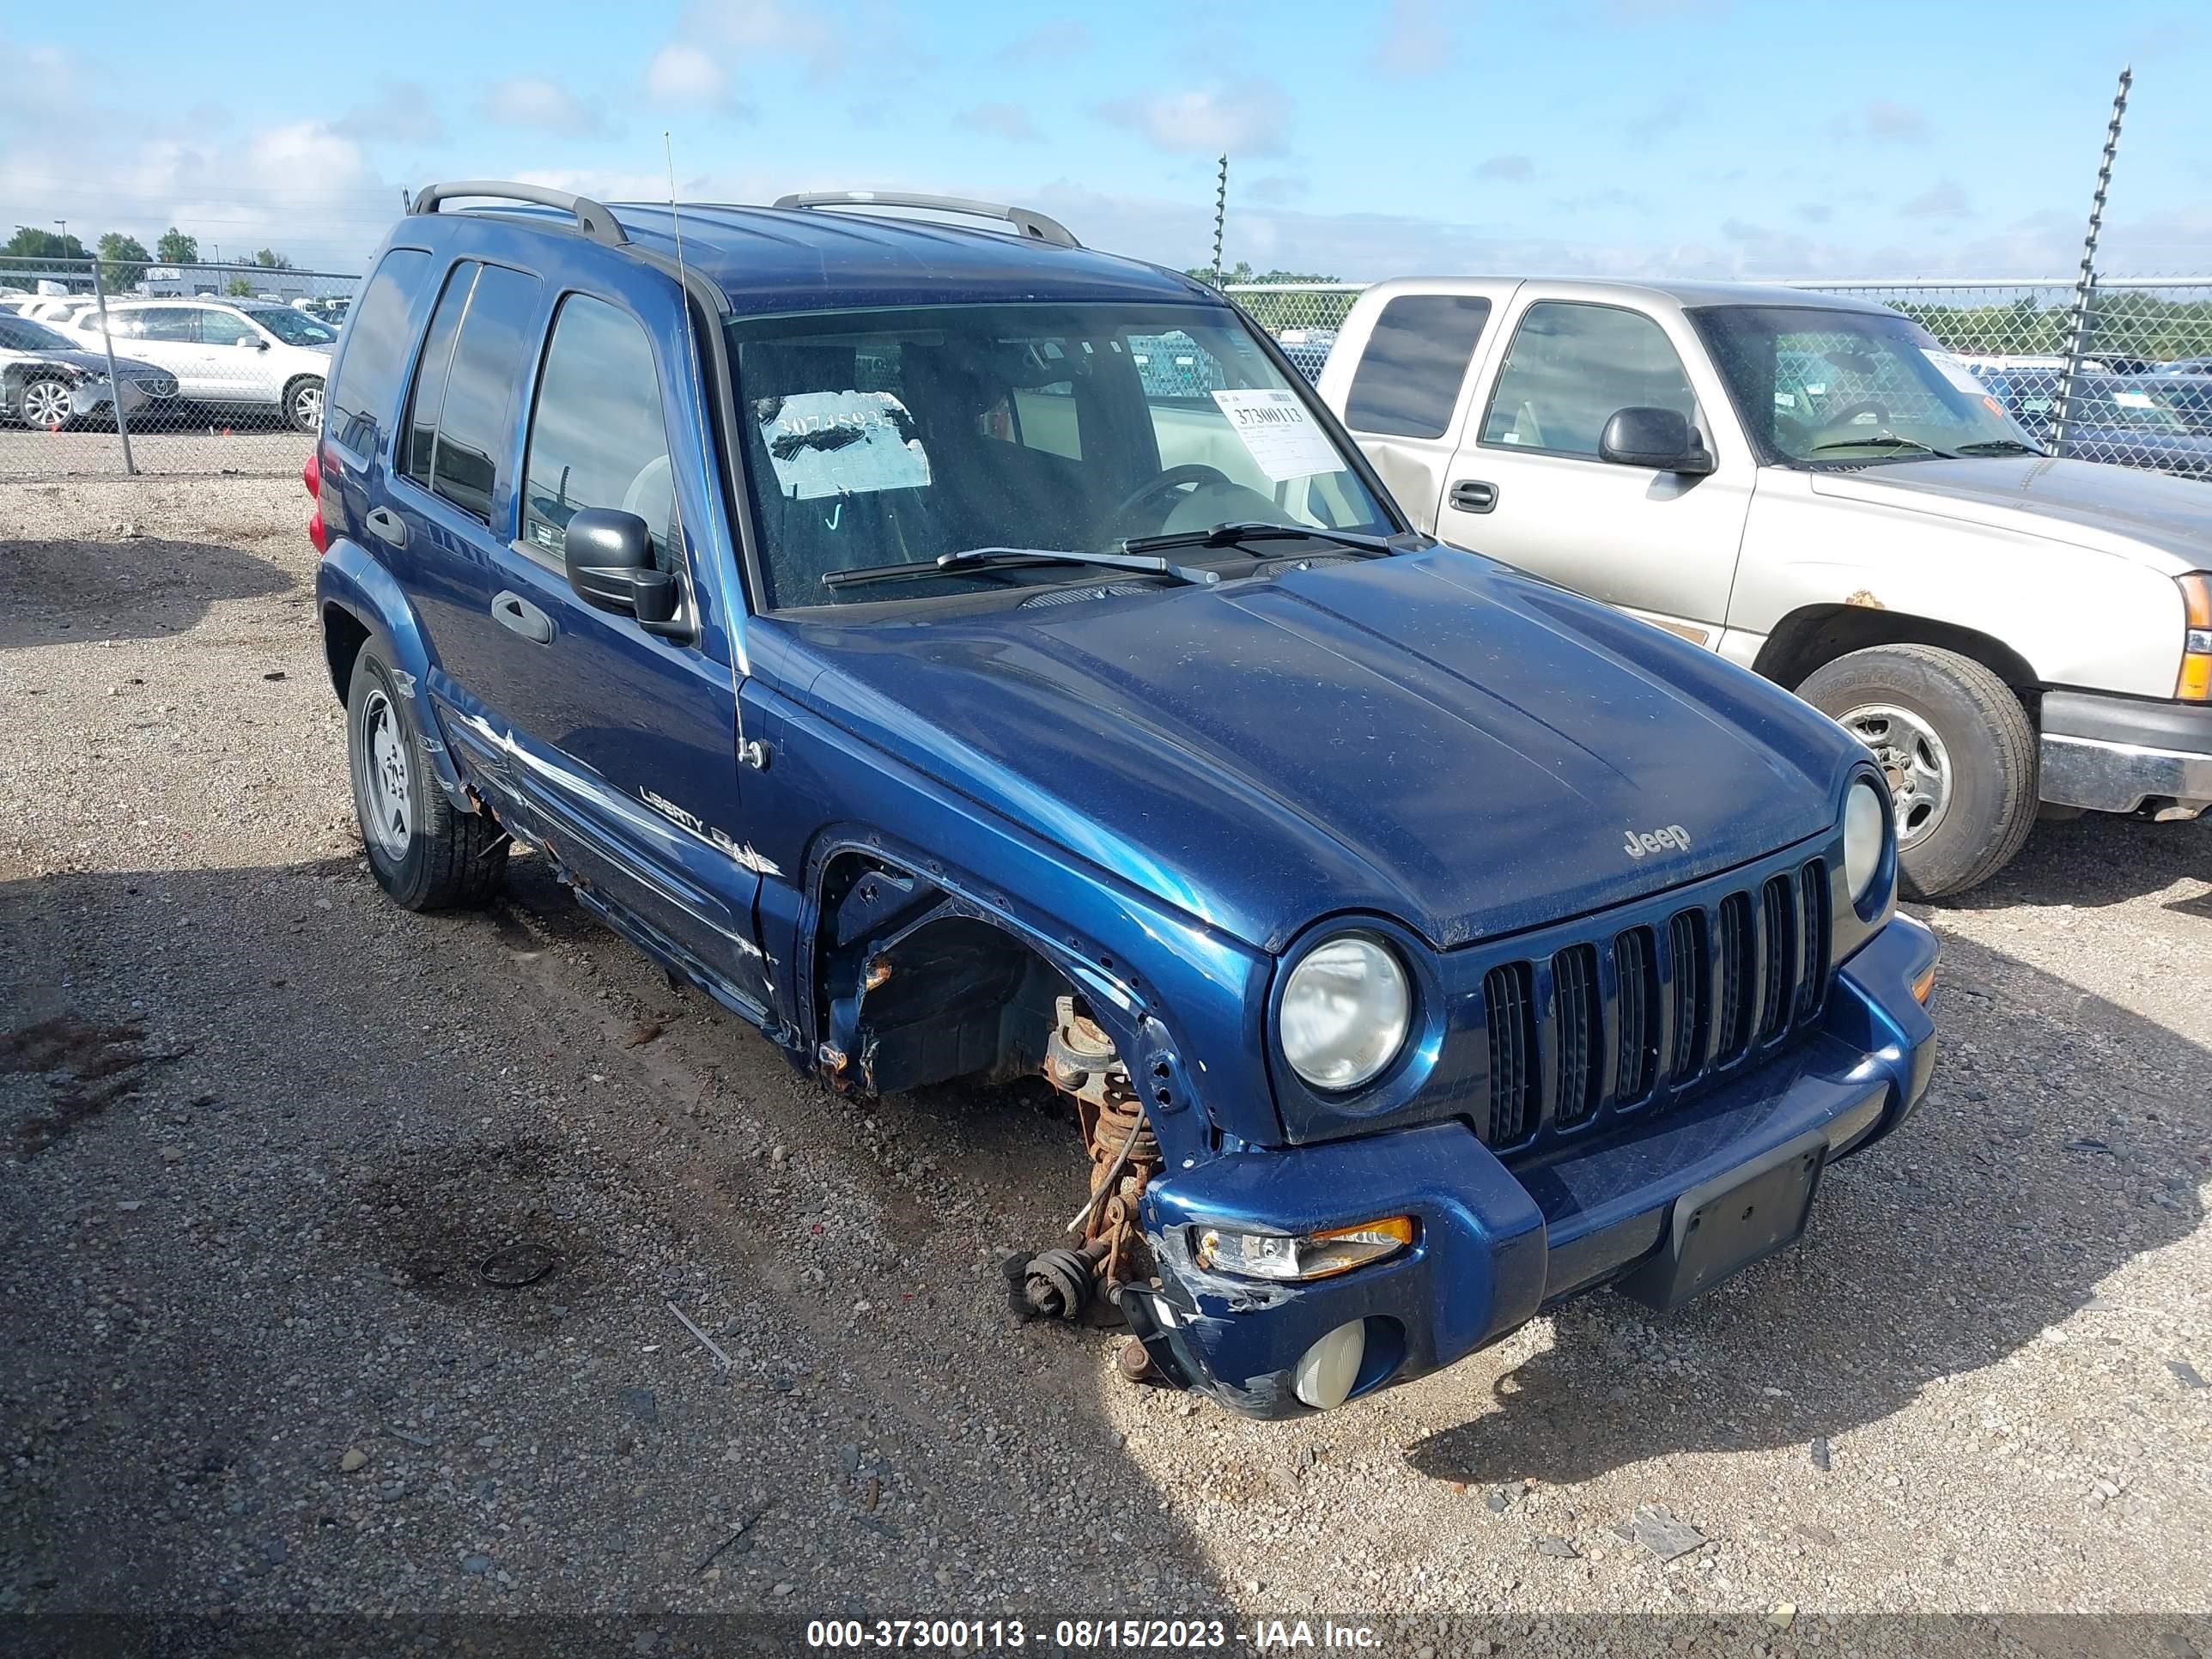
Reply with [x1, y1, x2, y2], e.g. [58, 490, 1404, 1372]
[1111, 463, 1234, 531]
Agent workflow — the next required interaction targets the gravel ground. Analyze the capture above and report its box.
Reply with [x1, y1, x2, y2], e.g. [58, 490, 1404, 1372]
[3, 478, 2208, 1654]
[0, 427, 307, 483]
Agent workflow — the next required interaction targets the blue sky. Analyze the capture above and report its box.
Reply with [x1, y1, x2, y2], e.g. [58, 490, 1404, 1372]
[6, 0, 2210, 280]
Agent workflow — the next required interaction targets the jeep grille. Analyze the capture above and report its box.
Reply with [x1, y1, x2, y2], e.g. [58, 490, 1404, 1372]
[1480, 859, 1832, 1152]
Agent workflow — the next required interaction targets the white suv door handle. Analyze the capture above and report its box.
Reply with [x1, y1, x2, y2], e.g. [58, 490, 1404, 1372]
[1450, 479, 1498, 514]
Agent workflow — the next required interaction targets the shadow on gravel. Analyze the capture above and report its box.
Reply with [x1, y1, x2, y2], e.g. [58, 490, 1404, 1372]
[0, 533, 292, 650]
[0, 857, 1237, 1616]
[1407, 928, 2207, 1488]
[1943, 811, 2212, 913]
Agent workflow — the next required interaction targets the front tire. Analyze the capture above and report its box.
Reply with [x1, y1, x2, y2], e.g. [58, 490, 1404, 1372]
[345, 646, 507, 909]
[1796, 644, 2038, 899]
[284, 375, 324, 434]
[18, 377, 76, 430]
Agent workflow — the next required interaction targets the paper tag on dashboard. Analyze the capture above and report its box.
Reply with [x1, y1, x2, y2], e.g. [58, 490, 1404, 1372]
[757, 391, 931, 501]
[1210, 388, 1342, 481]
[1921, 349, 1990, 397]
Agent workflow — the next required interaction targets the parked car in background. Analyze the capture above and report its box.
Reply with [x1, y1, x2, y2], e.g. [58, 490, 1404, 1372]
[0, 311, 178, 428]
[1978, 368, 2212, 473]
[1316, 277, 2212, 896]
[2158, 356, 2212, 376]
[65, 297, 335, 430]
[309, 181, 1937, 1420]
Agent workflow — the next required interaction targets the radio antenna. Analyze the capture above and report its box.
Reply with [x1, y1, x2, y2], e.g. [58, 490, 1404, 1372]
[664, 131, 707, 574]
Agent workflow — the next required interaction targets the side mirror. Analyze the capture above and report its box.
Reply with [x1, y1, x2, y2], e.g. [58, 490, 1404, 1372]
[237, 334, 266, 349]
[564, 507, 680, 627]
[1599, 406, 1714, 474]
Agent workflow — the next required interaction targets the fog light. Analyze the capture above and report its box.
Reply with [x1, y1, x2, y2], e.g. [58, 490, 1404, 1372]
[1293, 1322, 1365, 1411]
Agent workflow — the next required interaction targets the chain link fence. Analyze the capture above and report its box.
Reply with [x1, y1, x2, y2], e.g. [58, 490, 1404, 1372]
[1228, 276, 2212, 479]
[1, 256, 356, 479]
[5, 259, 2210, 481]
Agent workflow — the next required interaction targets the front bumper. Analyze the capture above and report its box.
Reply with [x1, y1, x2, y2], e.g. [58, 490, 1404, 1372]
[1127, 913, 1938, 1419]
[2040, 689, 2212, 814]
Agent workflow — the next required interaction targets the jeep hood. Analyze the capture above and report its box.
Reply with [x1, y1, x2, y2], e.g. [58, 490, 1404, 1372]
[773, 549, 1856, 954]
[1808, 455, 2212, 574]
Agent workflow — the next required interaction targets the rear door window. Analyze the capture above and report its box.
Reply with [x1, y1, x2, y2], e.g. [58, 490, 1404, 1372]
[425, 264, 543, 522]
[401, 263, 476, 495]
[520, 295, 677, 569]
[1480, 301, 1698, 459]
[1344, 294, 1492, 437]
[326, 247, 430, 459]
[136, 309, 198, 343]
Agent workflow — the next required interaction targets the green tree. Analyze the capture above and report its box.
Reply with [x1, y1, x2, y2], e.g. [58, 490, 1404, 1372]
[2, 225, 93, 290]
[252, 247, 294, 270]
[97, 232, 151, 289]
[225, 275, 254, 297]
[155, 227, 200, 264]
[1188, 261, 1359, 331]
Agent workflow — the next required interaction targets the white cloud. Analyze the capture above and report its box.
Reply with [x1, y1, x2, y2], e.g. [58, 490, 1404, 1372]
[645, 44, 729, 107]
[1001, 20, 1093, 63]
[331, 81, 444, 145]
[481, 76, 605, 133]
[1863, 100, 1929, 143]
[1096, 82, 1291, 156]
[1900, 180, 1972, 221]
[691, 0, 838, 80]
[1370, 0, 1455, 78]
[956, 105, 1042, 144]
[0, 118, 399, 270]
[1475, 154, 1534, 182]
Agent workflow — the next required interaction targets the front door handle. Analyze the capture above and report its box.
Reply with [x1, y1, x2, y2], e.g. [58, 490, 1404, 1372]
[364, 506, 409, 548]
[492, 590, 556, 646]
[1449, 478, 1498, 514]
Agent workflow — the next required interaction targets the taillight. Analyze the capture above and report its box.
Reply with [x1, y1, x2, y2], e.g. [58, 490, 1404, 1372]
[303, 447, 328, 553]
[2179, 574, 2212, 702]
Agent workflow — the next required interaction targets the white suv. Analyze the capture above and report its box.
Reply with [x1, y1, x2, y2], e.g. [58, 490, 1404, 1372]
[68, 298, 336, 430]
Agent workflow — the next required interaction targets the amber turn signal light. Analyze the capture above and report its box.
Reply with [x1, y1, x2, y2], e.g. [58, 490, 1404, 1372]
[2179, 574, 2212, 703]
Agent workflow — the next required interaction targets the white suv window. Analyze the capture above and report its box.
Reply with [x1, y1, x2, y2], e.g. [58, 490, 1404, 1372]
[198, 308, 258, 347]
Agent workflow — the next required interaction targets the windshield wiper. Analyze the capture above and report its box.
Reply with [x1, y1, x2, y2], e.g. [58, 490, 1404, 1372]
[1119, 520, 1408, 558]
[822, 544, 1221, 593]
[1803, 434, 1960, 459]
[1951, 438, 2048, 457]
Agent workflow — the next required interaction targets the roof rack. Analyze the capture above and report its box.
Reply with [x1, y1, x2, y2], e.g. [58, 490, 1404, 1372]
[771, 191, 1080, 250]
[410, 181, 629, 249]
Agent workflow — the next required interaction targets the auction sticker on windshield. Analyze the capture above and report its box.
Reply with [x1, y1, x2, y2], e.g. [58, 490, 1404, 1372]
[1211, 388, 1341, 481]
[1921, 349, 1989, 398]
[756, 391, 932, 501]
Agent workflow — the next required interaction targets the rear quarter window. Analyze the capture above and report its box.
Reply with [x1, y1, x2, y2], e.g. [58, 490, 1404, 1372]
[1344, 294, 1492, 438]
[327, 248, 430, 460]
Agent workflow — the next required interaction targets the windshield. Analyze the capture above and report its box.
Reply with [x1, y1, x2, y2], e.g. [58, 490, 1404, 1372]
[725, 301, 1394, 609]
[0, 314, 77, 352]
[246, 307, 337, 346]
[1693, 304, 2037, 464]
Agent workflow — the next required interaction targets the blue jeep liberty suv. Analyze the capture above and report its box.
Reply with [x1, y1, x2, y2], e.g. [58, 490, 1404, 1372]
[312, 183, 1938, 1419]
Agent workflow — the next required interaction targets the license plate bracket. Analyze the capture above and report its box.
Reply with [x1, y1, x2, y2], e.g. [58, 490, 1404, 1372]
[1618, 1130, 1827, 1312]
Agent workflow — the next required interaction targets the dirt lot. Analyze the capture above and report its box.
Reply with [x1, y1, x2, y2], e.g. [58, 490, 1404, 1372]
[3, 478, 2208, 1653]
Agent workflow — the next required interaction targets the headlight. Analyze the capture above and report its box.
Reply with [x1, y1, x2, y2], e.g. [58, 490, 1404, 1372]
[1844, 779, 1888, 905]
[1279, 933, 1411, 1091]
[1194, 1216, 1415, 1281]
